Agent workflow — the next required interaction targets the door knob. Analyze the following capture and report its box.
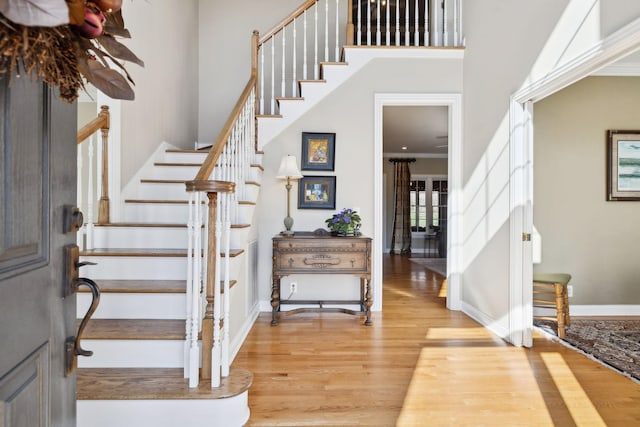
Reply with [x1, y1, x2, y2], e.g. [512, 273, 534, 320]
[63, 205, 84, 234]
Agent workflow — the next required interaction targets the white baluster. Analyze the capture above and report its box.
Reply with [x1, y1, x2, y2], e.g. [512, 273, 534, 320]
[395, 0, 400, 46]
[314, 4, 319, 79]
[260, 45, 265, 114]
[454, 0, 460, 46]
[77, 141, 83, 248]
[376, 0, 381, 45]
[357, 0, 361, 46]
[292, 18, 297, 96]
[385, 0, 390, 46]
[270, 38, 275, 114]
[303, 9, 308, 79]
[424, 0, 429, 46]
[414, 0, 419, 46]
[185, 192, 193, 380]
[86, 135, 95, 249]
[431, 0, 439, 46]
[443, 0, 448, 46]
[281, 28, 286, 98]
[405, 0, 410, 46]
[335, 0, 339, 60]
[324, 0, 329, 61]
[367, 0, 371, 45]
[221, 192, 231, 377]
[211, 193, 223, 387]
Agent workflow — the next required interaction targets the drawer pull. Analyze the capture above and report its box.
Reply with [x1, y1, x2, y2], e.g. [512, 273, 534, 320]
[303, 255, 341, 268]
[288, 258, 294, 267]
[350, 259, 355, 267]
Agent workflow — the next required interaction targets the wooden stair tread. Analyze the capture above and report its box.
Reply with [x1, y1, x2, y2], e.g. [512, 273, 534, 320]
[77, 279, 237, 293]
[140, 179, 187, 184]
[154, 162, 202, 167]
[79, 280, 186, 293]
[83, 319, 185, 340]
[250, 163, 264, 171]
[80, 248, 245, 257]
[165, 149, 207, 154]
[95, 223, 187, 228]
[77, 367, 252, 400]
[255, 114, 283, 119]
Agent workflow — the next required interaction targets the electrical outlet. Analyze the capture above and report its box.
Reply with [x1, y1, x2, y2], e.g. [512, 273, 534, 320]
[290, 282, 297, 293]
[567, 285, 573, 298]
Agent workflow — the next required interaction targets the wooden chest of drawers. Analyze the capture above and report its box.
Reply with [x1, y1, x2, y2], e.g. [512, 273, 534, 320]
[271, 233, 372, 325]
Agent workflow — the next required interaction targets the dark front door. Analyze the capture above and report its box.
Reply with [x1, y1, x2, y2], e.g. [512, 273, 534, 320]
[0, 72, 77, 425]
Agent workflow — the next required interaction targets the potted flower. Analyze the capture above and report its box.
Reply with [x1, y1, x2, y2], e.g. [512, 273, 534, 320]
[325, 208, 361, 236]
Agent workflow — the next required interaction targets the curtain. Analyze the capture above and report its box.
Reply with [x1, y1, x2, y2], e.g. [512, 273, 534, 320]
[390, 158, 415, 255]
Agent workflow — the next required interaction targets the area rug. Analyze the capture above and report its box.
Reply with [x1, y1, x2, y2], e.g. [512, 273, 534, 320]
[408, 258, 446, 276]
[534, 318, 640, 381]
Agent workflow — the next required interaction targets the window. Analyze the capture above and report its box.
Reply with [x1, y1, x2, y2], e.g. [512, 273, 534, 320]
[410, 176, 447, 232]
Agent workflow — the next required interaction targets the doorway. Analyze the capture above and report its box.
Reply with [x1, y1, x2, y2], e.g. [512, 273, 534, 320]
[374, 93, 462, 312]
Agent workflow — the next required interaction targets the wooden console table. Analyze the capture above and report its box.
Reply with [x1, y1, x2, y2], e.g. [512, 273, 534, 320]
[271, 233, 372, 326]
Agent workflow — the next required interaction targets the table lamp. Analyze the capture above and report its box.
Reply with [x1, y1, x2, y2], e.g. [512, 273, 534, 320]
[276, 155, 303, 235]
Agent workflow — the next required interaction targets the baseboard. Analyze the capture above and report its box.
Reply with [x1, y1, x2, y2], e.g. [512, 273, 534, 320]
[230, 302, 260, 363]
[461, 301, 510, 341]
[570, 305, 640, 316]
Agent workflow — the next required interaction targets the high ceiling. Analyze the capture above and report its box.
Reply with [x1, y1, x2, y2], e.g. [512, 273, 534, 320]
[382, 50, 640, 157]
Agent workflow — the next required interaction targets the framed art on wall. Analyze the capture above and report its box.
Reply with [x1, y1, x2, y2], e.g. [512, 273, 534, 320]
[298, 176, 336, 209]
[607, 130, 640, 201]
[301, 132, 335, 171]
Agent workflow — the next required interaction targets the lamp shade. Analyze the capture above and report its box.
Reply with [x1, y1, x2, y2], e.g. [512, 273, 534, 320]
[276, 155, 303, 179]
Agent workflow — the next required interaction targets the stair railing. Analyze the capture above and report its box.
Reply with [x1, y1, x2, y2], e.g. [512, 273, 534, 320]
[184, 33, 258, 388]
[258, 0, 463, 115]
[77, 105, 110, 249]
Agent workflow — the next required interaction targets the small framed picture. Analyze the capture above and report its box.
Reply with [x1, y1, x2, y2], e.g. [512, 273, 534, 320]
[301, 132, 335, 171]
[607, 130, 640, 201]
[298, 176, 336, 209]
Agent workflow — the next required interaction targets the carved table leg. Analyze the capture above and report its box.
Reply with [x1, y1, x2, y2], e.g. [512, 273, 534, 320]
[271, 277, 280, 326]
[364, 278, 372, 326]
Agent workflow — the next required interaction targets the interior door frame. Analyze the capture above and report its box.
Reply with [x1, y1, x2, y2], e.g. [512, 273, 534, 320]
[374, 92, 463, 312]
[508, 17, 640, 347]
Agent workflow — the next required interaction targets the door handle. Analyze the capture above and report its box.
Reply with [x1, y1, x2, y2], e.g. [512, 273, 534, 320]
[64, 244, 101, 376]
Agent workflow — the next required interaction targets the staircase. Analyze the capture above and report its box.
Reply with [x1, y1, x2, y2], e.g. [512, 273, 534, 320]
[76, 147, 261, 427]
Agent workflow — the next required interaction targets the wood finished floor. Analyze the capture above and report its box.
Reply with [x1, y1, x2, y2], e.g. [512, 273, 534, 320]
[234, 255, 640, 426]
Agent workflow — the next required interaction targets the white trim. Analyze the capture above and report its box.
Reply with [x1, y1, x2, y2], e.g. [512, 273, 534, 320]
[461, 301, 509, 341]
[509, 17, 640, 347]
[570, 305, 640, 316]
[384, 152, 448, 159]
[374, 93, 463, 312]
[592, 61, 640, 76]
[230, 303, 260, 362]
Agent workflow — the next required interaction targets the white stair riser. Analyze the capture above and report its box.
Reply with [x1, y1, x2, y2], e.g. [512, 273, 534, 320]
[230, 228, 250, 249]
[163, 151, 209, 163]
[80, 256, 187, 280]
[78, 293, 186, 319]
[123, 203, 189, 223]
[80, 255, 242, 281]
[78, 395, 250, 427]
[136, 182, 190, 200]
[244, 184, 260, 202]
[151, 165, 201, 180]
[94, 227, 188, 249]
[237, 204, 255, 225]
[78, 340, 185, 368]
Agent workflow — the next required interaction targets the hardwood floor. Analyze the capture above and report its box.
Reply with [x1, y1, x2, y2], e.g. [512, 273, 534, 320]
[234, 255, 640, 426]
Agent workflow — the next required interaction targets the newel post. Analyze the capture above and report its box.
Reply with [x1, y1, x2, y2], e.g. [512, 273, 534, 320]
[200, 190, 218, 380]
[97, 105, 110, 224]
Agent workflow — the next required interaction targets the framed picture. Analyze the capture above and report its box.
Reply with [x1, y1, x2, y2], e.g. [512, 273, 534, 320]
[607, 130, 640, 201]
[298, 176, 336, 209]
[301, 132, 335, 171]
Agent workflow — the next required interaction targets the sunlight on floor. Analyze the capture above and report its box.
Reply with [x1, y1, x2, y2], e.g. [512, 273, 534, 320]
[438, 279, 447, 298]
[540, 352, 607, 427]
[397, 326, 611, 426]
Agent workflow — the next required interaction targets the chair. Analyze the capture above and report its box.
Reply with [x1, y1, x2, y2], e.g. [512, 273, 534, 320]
[532, 273, 572, 338]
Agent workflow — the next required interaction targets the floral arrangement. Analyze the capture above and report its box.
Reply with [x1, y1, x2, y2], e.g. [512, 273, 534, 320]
[0, 0, 143, 102]
[325, 208, 362, 236]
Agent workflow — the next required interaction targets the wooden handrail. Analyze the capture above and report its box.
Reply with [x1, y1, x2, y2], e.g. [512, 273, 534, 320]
[193, 75, 257, 181]
[77, 105, 110, 144]
[77, 105, 111, 224]
[259, 0, 318, 45]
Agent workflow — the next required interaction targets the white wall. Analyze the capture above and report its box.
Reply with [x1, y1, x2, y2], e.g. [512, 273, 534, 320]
[534, 76, 640, 305]
[118, 0, 199, 186]
[255, 57, 462, 306]
[461, 1, 640, 333]
[197, 0, 302, 143]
